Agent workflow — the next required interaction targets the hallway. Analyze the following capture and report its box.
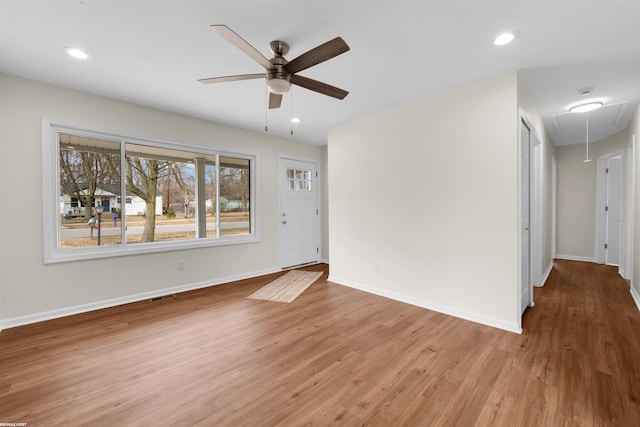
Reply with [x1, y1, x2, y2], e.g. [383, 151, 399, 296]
[522, 259, 640, 425]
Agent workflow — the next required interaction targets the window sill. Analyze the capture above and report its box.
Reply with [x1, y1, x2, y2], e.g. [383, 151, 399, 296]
[44, 234, 259, 264]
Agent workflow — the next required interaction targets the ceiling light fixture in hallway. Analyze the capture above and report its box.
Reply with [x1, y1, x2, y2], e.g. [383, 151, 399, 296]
[570, 100, 603, 163]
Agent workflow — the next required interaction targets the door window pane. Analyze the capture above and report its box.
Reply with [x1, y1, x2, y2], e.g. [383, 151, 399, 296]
[287, 168, 312, 191]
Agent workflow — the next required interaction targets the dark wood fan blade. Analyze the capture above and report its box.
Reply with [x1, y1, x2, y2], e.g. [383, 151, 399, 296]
[213, 25, 273, 70]
[284, 37, 350, 74]
[198, 73, 265, 84]
[269, 93, 283, 109]
[291, 75, 349, 99]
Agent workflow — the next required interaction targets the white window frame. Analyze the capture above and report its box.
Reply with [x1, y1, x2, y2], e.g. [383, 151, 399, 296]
[42, 118, 259, 264]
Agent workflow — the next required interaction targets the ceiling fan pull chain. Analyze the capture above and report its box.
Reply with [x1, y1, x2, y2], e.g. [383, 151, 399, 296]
[290, 86, 294, 136]
[585, 112, 588, 160]
[584, 111, 592, 163]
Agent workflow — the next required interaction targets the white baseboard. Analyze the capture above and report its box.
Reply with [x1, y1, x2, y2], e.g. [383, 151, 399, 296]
[320, 258, 330, 264]
[619, 266, 633, 281]
[555, 254, 596, 263]
[536, 260, 554, 287]
[630, 285, 640, 312]
[0, 267, 281, 330]
[327, 275, 522, 334]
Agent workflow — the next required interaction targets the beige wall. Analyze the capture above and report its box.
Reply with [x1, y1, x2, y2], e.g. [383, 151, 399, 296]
[555, 130, 630, 260]
[0, 74, 327, 327]
[328, 72, 521, 332]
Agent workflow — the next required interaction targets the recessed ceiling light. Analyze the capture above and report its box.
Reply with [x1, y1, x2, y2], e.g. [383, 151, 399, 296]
[63, 47, 89, 60]
[570, 101, 603, 113]
[494, 31, 518, 46]
[291, 117, 301, 124]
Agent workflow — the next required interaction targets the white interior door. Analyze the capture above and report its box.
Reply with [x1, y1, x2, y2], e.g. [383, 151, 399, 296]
[605, 156, 623, 265]
[279, 158, 319, 268]
[520, 120, 531, 315]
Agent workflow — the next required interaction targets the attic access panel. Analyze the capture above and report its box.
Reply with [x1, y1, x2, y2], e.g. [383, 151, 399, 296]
[550, 102, 628, 144]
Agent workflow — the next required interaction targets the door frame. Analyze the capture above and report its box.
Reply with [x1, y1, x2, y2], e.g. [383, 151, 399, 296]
[518, 114, 531, 321]
[518, 110, 543, 327]
[278, 155, 321, 269]
[530, 129, 543, 286]
[552, 156, 557, 259]
[595, 149, 624, 265]
[623, 136, 635, 281]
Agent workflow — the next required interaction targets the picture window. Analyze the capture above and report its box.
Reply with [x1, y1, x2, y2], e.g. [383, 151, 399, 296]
[43, 121, 256, 263]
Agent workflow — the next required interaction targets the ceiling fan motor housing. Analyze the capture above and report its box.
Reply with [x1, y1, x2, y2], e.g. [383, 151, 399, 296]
[267, 48, 291, 94]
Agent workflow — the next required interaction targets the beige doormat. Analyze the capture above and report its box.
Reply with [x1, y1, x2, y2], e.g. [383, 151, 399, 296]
[247, 270, 323, 303]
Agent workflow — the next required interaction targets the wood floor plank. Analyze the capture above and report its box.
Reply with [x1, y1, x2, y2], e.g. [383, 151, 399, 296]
[1, 260, 640, 425]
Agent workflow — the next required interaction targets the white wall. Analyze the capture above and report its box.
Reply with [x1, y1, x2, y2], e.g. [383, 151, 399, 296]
[328, 72, 521, 332]
[555, 130, 629, 261]
[0, 74, 327, 328]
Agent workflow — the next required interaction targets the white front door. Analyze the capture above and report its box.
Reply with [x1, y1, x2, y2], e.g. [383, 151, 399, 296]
[520, 120, 531, 315]
[279, 158, 319, 268]
[605, 156, 623, 265]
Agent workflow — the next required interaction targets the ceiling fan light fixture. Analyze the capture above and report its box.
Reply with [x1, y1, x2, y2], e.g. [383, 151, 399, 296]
[570, 101, 603, 113]
[267, 77, 291, 95]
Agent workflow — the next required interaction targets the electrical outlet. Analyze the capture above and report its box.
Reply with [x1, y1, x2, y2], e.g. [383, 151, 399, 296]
[178, 259, 185, 270]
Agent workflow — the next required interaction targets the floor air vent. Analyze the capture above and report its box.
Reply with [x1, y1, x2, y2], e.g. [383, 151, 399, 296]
[149, 294, 176, 302]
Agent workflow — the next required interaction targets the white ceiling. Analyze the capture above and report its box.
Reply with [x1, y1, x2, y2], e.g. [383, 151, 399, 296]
[1, 1, 639, 146]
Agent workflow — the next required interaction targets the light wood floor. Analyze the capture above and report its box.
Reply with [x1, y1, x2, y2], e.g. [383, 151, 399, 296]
[1, 260, 640, 426]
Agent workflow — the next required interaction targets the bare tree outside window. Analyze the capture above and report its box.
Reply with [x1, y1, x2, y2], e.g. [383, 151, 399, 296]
[59, 134, 122, 248]
[59, 135, 120, 220]
[205, 163, 217, 237]
[125, 156, 161, 242]
[219, 157, 250, 235]
[125, 143, 196, 243]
